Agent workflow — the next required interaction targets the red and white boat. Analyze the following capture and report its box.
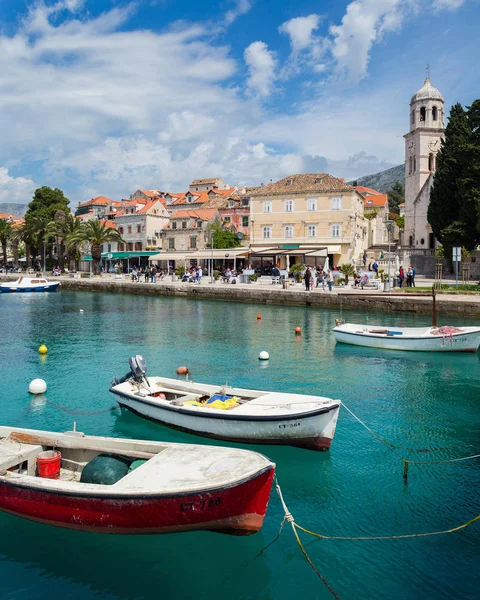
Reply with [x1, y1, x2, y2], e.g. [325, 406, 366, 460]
[0, 426, 275, 535]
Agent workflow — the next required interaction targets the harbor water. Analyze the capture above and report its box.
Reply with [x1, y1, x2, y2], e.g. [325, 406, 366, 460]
[0, 291, 479, 599]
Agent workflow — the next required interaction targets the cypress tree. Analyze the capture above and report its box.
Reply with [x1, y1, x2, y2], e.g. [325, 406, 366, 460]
[428, 103, 470, 247]
[459, 100, 480, 248]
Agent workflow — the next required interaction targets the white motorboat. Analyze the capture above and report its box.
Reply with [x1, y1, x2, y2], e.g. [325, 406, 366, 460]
[333, 322, 480, 352]
[0, 277, 60, 293]
[0, 426, 275, 535]
[110, 356, 341, 451]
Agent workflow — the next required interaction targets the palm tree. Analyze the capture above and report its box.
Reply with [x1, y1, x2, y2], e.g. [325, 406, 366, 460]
[47, 212, 84, 272]
[27, 213, 54, 272]
[0, 218, 13, 270]
[71, 220, 124, 275]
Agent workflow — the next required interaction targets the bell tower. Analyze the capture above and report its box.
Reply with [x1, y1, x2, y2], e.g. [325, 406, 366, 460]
[404, 75, 445, 249]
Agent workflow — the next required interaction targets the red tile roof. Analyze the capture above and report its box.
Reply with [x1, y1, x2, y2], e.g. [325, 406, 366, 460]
[355, 186, 383, 196]
[136, 200, 166, 215]
[78, 195, 115, 207]
[364, 194, 387, 207]
[251, 173, 354, 196]
[100, 219, 116, 229]
[191, 178, 221, 185]
[172, 191, 209, 205]
[170, 209, 218, 220]
[0, 212, 24, 224]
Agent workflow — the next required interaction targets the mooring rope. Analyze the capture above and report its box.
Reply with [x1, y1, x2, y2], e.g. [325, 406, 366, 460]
[274, 479, 479, 597]
[44, 398, 118, 416]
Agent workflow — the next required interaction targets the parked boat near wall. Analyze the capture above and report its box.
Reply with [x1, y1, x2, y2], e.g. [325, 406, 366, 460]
[0, 277, 59, 293]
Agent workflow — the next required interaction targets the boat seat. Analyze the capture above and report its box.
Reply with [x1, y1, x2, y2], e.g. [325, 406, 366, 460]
[0, 441, 43, 475]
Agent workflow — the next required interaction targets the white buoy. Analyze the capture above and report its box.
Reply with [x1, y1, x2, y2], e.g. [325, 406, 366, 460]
[79, 309, 84, 313]
[29, 379, 47, 394]
[259, 351, 269, 361]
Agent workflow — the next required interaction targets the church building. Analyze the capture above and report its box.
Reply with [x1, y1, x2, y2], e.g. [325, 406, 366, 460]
[403, 76, 445, 251]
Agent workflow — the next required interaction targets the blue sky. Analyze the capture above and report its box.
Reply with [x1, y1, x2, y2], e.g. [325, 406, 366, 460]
[0, 0, 478, 206]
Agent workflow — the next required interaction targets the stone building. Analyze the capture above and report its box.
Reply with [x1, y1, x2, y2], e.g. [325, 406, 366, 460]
[189, 178, 230, 192]
[404, 77, 445, 250]
[115, 199, 170, 252]
[160, 209, 220, 251]
[249, 173, 366, 268]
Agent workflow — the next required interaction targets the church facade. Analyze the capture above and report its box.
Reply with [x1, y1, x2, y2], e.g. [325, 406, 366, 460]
[403, 77, 445, 252]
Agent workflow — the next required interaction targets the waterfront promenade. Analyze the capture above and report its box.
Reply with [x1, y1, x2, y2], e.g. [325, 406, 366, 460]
[3, 273, 480, 317]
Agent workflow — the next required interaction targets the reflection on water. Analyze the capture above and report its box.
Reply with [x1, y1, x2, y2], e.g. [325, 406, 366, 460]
[0, 291, 479, 600]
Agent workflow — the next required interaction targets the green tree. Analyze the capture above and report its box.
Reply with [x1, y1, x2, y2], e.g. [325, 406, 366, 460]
[0, 219, 13, 270]
[71, 220, 124, 275]
[459, 99, 480, 247]
[428, 103, 471, 248]
[207, 220, 242, 249]
[48, 212, 84, 272]
[395, 215, 405, 230]
[386, 181, 404, 214]
[25, 187, 70, 223]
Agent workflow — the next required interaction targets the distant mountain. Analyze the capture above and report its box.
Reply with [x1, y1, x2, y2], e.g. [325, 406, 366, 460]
[0, 203, 28, 218]
[350, 164, 405, 193]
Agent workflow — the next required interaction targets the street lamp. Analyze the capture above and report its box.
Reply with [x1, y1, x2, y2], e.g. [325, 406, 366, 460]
[210, 229, 214, 283]
[385, 219, 394, 291]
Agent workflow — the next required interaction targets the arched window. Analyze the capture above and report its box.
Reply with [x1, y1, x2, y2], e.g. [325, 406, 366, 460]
[420, 107, 426, 122]
[409, 157, 412, 174]
[432, 106, 437, 121]
[409, 235, 413, 247]
[413, 157, 416, 172]
[428, 153, 434, 171]
[411, 111, 415, 125]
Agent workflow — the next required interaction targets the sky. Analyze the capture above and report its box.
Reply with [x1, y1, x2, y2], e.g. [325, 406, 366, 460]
[0, 0, 479, 207]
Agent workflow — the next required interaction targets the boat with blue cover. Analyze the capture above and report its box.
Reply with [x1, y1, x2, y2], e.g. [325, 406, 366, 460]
[0, 277, 60, 293]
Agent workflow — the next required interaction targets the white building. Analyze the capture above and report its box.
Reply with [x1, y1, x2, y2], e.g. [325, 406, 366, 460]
[404, 77, 445, 250]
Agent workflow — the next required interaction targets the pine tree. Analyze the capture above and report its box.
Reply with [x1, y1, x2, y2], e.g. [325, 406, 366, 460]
[428, 103, 470, 248]
[25, 187, 70, 223]
[386, 180, 404, 214]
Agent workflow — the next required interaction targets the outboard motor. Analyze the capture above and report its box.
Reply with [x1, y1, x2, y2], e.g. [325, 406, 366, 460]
[112, 355, 149, 386]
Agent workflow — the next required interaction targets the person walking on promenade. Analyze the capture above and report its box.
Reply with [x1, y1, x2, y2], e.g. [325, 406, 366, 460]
[363, 251, 367, 267]
[304, 267, 312, 291]
[406, 267, 413, 287]
[326, 270, 333, 292]
[398, 266, 405, 288]
[151, 265, 157, 283]
[196, 266, 203, 284]
[412, 266, 416, 287]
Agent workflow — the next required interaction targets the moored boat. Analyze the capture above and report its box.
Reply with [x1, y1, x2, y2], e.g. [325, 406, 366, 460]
[0, 426, 275, 535]
[110, 356, 341, 451]
[0, 277, 60, 293]
[333, 322, 480, 352]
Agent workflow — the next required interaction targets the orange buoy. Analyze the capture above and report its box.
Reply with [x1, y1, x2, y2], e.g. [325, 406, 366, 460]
[257, 314, 262, 320]
[176, 366, 189, 375]
[295, 326, 302, 334]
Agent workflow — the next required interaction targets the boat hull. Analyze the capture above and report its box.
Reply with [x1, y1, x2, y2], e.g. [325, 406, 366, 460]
[333, 327, 480, 352]
[114, 392, 340, 451]
[0, 283, 59, 293]
[0, 466, 274, 535]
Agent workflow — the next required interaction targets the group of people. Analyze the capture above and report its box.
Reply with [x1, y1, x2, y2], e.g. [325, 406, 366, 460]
[303, 266, 334, 292]
[181, 266, 203, 284]
[130, 265, 165, 283]
[398, 266, 416, 288]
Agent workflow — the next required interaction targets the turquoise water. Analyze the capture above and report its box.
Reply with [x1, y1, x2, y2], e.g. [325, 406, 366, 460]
[0, 291, 479, 600]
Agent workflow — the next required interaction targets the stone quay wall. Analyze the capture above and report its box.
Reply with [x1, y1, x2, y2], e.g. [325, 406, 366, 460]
[3, 275, 477, 318]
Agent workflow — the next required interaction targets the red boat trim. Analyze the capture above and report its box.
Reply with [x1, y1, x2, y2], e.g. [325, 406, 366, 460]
[111, 389, 340, 421]
[0, 465, 275, 500]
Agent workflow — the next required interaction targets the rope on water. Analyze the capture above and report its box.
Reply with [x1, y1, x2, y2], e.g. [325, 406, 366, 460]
[341, 402, 479, 482]
[275, 480, 341, 600]
[44, 398, 118, 416]
[274, 480, 480, 581]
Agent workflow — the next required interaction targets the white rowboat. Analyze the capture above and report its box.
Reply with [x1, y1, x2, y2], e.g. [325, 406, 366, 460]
[110, 357, 341, 451]
[333, 322, 480, 352]
[0, 277, 59, 293]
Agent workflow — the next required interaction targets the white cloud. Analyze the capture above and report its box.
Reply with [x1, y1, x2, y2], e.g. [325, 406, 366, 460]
[244, 41, 277, 97]
[432, 0, 464, 9]
[0, 168, 37, 204]
[224, 0, 253, 26]
[279, 14, 321, 53]
[329, 0, 412, 82]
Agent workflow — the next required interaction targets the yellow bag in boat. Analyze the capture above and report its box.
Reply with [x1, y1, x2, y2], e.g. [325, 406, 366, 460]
[206, 397, 239, 410]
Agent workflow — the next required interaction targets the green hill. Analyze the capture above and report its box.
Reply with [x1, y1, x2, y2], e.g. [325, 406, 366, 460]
[351, 164, 405, 192]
